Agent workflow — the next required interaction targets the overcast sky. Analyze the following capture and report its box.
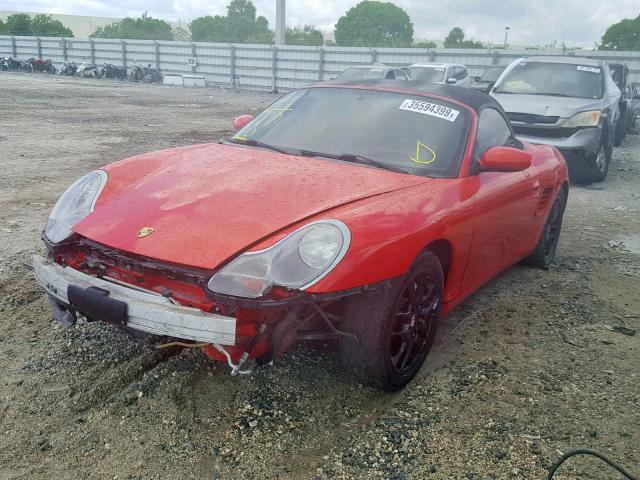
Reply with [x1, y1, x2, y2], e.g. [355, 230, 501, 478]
[2, 0, 638, 46]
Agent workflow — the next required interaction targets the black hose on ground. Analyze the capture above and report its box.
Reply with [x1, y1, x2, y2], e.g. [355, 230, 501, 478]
[547, 449, 638, 480]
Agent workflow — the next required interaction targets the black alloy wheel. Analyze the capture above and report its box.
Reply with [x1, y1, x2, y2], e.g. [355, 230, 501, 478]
[340, 250, 444, 391]
[525, 188, 567, 269]
[390, 271, 439, 375]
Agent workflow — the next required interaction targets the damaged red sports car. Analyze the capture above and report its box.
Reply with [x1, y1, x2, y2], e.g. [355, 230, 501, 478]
[34, 81, 568, 391]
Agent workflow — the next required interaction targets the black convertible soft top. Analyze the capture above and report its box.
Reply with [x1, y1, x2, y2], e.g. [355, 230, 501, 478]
[314, 79, 504, 114]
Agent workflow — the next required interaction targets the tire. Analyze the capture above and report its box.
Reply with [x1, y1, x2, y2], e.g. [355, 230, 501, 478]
[588, 134, 612, 183]
[340, 250, 443, 391]
[614, 113, 626, 146]
[525, 187, 567, 269]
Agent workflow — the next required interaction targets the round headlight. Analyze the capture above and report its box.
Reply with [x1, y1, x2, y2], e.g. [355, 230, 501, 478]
[207, 220, 350, 298]
[45, 170, 108, 244]
[298, 224, 342, 269]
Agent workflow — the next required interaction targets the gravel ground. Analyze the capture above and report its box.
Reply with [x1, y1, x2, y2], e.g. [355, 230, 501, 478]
[0, 73, 638, 480]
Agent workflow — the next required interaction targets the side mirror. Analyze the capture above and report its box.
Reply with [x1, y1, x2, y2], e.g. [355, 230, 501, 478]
[446, 77, 457, 85]
[233, 115, 254, 130]
[479, 146, 532, 172]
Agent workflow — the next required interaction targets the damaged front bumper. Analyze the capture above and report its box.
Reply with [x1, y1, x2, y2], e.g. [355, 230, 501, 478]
[32, 255, 237, 345]
[514, 125, 603, 163]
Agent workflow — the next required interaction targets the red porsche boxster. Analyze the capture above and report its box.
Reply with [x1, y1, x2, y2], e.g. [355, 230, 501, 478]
[34, 81, 568, 391]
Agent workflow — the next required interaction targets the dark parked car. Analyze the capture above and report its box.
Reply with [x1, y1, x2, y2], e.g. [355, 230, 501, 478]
[630, 83, 640, 130]
[471, 66, 506, 93]
[608, 63, 634, 144]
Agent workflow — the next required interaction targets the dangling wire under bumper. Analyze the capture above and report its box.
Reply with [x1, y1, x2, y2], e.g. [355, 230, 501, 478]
[213, 323, 268, 376]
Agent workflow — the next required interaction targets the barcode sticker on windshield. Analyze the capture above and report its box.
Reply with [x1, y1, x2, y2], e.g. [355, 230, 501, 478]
[577, 66, 600, 73]
[400, 99, 460, 122]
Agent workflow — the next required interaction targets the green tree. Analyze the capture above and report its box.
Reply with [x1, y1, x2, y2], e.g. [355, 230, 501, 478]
[286, 25, 323, 46]
[334, 1, 414, 47]
[0, 19, 6, 34]
[414, 40, 436, 48]
[600, 16, 640, 50]
[444, 26, 484, 48]
[190, 1, 273, 44]
[29, 14, 73, 37]
[247, 15, 274, 43]
[227, 0, 258, 43]
[91, 14, 173, 40]
[4, 13, 32, 36]
[190, 15, 229, 42]
[444, 27, 464, 46]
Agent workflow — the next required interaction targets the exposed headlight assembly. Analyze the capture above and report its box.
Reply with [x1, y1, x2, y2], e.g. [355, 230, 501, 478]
[207, 220, 351, 298]
[563, 110, 601, 128]
[45, 170, 108, 244]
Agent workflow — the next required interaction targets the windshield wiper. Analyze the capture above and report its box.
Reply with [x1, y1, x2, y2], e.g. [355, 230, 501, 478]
[223, 140, 407, 174]
[223, 137, 298, 155]
[298, 149, 407, 174]
[529, 92, 574, 97]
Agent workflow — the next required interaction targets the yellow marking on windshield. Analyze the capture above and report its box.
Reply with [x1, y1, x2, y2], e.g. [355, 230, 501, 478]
[232, 135, 248, 141]
[249, 108, 293, 135]
[409, 141, 436, 165]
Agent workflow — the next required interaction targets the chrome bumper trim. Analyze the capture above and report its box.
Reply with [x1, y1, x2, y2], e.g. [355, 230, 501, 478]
[32, 255, 236, 345]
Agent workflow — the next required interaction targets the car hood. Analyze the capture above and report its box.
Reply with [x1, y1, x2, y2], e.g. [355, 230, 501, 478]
[74, 143, 429, 269]
[491, 92, 605, 119]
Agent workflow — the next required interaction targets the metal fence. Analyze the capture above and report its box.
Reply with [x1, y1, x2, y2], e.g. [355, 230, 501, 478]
[1, 35, 639, 91]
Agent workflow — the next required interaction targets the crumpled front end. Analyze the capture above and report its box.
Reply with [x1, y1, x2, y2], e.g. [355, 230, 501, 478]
[33, 237, 376, 374]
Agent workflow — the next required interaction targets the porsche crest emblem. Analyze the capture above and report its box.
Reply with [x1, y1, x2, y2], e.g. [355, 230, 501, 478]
[137, 227, 155, 238]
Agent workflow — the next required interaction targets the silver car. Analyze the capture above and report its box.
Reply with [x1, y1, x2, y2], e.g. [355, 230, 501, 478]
[335, 64, 410, 81]
[491, 56, 621, 183]
[409, 63, 472, 88]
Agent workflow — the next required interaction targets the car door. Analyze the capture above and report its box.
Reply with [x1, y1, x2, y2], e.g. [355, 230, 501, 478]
[459, 67, 471, 88]
[461, 108, 541, 292]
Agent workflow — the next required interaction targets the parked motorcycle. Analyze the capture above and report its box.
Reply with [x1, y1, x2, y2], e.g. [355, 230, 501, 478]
[58, 61, 78, 76]
[75, 61, 88, 77]
[0, 57, 22, 71]
[84, 64, 101, 78]
[21, 58, 57, 74]
[101, 64, 127, 80]
[129, 64, 145, 82]
[143, 67, 163, 83]
[38, 58, 57, 74]
[129, 63, 163, 83]
[21, 58, 34, 73]
[76, 61, 101, 78]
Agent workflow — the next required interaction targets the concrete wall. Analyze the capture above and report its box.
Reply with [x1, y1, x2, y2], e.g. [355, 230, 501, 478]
[1, 35, 639, 92]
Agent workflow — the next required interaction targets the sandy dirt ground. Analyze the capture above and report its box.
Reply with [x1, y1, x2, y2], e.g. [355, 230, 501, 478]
[0, 73, 638, 480]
